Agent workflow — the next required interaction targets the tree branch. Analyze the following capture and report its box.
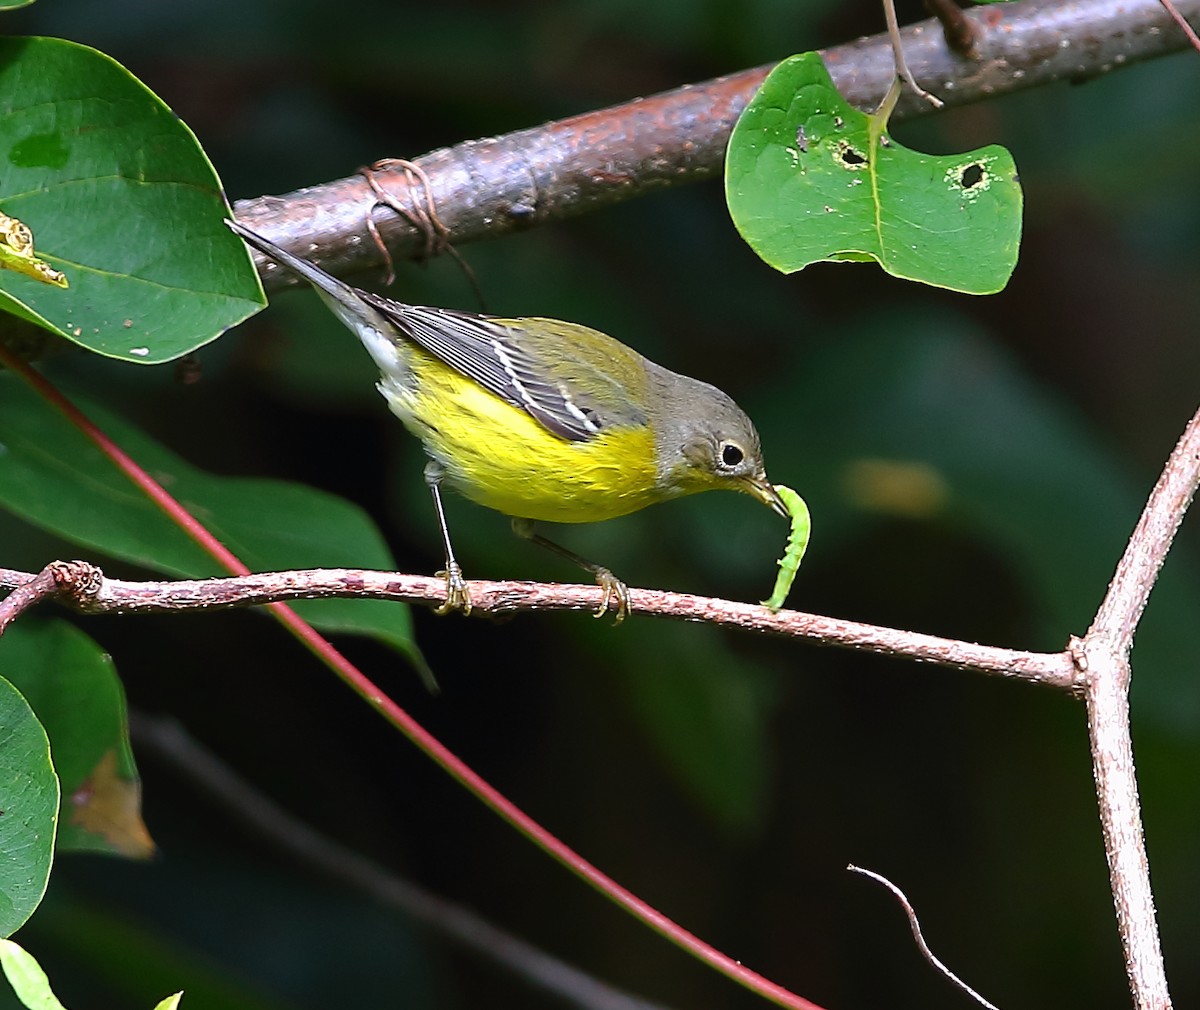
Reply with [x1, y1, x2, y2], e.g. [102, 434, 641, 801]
[7, 408, 1200, 1009]
[0, 563, 1080, 689]
[231, 0, 1200, 290]
[0, 560, 101, 635]
[1075, 404, 1200, 1010]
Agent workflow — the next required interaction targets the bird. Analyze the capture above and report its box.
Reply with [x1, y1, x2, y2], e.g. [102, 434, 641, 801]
[227, 218, 785, 621]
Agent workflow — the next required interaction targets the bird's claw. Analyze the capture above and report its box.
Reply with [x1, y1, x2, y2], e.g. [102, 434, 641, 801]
[434, 563, 472, 616]
[592, 568, 630, 625]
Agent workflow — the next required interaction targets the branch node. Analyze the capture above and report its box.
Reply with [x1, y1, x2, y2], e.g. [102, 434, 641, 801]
[49, 559, 104, 608]
[1066, 634, 1093, 697]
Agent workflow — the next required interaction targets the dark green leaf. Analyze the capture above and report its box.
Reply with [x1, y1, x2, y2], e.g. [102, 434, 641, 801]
[0, 37, 263, 362]
[0, 619, 149, 857]
[0, 677, 57, 937]
[0, 375, 419, 665]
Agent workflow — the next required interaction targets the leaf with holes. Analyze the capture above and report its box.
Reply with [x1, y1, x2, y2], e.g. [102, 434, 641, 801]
[726, 52, 1022, 294]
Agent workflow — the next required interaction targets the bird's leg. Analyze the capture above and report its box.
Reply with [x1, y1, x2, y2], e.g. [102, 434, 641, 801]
[511, 518, 630, 623]
[424, 460, 471, 615]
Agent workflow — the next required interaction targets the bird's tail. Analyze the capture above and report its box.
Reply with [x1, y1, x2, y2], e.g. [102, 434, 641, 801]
[225, 219, 397, 354]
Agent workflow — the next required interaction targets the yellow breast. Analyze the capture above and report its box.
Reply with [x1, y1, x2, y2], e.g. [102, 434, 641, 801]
[384, 347, 664, 523]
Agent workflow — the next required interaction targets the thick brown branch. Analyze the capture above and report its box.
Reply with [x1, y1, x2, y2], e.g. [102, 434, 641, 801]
[0, 564, 1079, 689]
[231, 0, 1200, 290]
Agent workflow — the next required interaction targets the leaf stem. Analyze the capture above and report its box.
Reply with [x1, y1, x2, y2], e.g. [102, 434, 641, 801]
[882, 0, 944, 108]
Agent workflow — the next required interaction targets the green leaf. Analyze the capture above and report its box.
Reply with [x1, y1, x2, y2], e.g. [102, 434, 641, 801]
[0, 679, 57, 937]
[0, 1, 36, 10]
[0, 37, 264, 362]
[0, 375, 420, 668]
[726, 52, 1023, 294]
[0, 940, 68, 1010]
[0, 620, 150, 857]
[152, 994, 183, 1010]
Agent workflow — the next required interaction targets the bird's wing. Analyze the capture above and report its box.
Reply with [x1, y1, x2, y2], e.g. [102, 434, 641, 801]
[363, 295, 645, 442]
[226, 220, 632, 442]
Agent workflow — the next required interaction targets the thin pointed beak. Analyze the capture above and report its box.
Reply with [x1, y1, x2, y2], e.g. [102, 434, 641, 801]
[747, 475, 789, 517]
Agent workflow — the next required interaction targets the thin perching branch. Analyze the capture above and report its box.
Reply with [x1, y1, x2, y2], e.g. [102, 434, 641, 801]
[0, 344, 827, 1010]
[4, 390, 1200, 1010]
[0, 563, 1081, 690]
[233, 0, 1200, 289]
[0, 563, 66, 635]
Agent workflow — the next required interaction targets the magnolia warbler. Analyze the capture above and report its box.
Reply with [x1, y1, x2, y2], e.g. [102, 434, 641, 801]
[228, 219, 786, 619]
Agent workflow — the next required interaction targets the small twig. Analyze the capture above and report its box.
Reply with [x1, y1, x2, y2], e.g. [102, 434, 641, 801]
[130, 712, 674, 1010]
[1158, 0, 1200, 51]
[923, 0, 978, 56]
[0, 563, 1081, 689]
[1091, 408, 1200, 656]
[883, 0, 945, 108]
[848, 864, 999, 1010]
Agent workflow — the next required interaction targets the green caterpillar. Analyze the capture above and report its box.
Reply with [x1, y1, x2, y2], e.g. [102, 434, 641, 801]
[762, 484, 810, 612]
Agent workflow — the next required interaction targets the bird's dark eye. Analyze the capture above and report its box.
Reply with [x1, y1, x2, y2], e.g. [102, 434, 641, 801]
[720, 442, 745, 467]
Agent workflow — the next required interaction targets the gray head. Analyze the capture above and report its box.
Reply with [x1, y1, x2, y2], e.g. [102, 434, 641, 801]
[646, 363, 786, 514]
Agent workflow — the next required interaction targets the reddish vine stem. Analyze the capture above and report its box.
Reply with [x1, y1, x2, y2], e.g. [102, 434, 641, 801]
[0, 344, 827, 1010]
[131, 713, 676, 1010]
[1157, 0, 1200, 52]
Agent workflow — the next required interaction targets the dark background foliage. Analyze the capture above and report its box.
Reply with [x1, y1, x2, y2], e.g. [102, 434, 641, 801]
[4, 1, 1200, 1008]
